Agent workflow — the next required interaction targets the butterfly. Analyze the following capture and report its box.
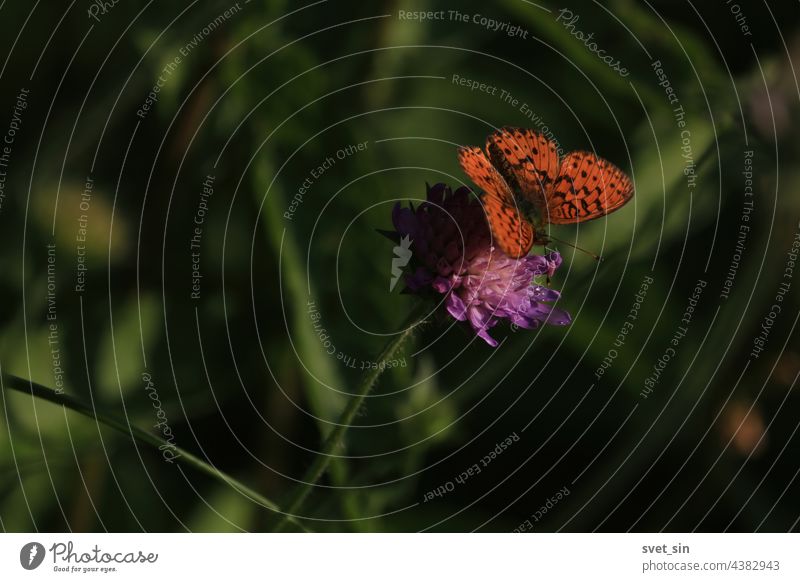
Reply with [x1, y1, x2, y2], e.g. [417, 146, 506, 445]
[458, 127, 634, 258]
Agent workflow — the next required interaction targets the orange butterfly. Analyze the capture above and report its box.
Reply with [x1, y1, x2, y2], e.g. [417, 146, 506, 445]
[458, 127, 634, 258]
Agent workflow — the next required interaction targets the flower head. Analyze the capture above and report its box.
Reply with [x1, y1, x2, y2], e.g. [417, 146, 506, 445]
[386, 183, 571, 346]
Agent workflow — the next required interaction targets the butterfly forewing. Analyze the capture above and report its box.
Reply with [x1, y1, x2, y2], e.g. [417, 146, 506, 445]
[485, 127, 559, 215]
[548, 151, 633, 224]
[457, 146, 511, 202]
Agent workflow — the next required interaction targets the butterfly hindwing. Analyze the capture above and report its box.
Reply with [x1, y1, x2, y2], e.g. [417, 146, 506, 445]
[457, 145, 533, 258]
[548, 151, 633, 224]
[481, 192, 534, 259]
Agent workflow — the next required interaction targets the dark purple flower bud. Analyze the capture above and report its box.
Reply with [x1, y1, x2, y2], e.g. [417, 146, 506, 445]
[386, 183, 571, 346]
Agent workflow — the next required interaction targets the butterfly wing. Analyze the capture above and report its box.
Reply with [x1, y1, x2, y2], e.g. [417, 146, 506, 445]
[547, 151, 633, 224]
[480, 192, 535, 259]
[485, 127, 560, 215]
[457, 145, 511, 198]
[457, 145, 534, 258]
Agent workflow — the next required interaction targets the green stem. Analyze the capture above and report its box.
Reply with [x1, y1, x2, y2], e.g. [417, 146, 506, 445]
[1, 373, 308, 532]
[272, 301, 428, 532]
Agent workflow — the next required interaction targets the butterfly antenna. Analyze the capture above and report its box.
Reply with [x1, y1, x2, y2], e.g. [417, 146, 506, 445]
[548, 235, 602, 262]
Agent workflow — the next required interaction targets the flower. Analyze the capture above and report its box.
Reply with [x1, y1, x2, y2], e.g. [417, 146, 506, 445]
[386, 183, 571, 346]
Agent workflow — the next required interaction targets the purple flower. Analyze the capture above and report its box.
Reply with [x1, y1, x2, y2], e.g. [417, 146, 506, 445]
[386, 183, 571, 347]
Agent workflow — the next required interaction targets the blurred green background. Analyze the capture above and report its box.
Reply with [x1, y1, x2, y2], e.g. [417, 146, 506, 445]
[0, 0, 799, 532]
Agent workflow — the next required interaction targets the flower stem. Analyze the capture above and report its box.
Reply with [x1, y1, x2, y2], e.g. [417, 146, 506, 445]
[272, 300, 428, 532]
[1, 372, 308, 532]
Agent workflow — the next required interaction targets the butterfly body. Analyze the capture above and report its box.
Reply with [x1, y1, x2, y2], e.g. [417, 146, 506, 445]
[458, 127, 634, 258]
